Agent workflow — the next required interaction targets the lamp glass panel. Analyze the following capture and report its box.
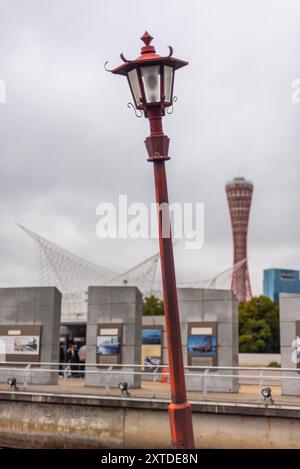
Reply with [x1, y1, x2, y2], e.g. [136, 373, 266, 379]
[141, 65, 160, 103]
[164, 66, 173, 102]
[128, 68, 142, 106]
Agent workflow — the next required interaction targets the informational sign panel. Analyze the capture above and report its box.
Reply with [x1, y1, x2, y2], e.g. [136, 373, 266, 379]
[0, 325, 42, 362]
[96, 324, 122, 365]
[187, 322, 218, 366]
[141, 326, 163, 372]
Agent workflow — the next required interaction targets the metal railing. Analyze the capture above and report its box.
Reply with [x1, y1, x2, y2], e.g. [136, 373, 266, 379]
[0, 361, 299, 406]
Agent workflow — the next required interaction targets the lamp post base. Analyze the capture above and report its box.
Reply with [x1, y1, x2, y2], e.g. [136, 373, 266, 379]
[169, 402, 195, 449]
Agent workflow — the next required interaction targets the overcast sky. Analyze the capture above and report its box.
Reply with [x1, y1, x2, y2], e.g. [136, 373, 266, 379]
[0, 0, 300, 295]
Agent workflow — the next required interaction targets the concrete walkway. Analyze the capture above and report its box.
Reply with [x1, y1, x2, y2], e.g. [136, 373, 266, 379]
[1, 377, 300, 408]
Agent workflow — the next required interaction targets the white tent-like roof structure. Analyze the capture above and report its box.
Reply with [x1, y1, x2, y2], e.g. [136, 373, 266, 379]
[18, 224, 160, 322]
[19, 225, 247, 323]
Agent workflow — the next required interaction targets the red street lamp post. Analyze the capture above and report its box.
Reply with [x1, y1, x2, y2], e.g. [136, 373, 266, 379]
[109, 32, 195, 449]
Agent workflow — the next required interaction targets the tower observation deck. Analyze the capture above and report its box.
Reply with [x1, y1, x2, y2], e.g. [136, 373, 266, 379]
[225, 176, 253, 302]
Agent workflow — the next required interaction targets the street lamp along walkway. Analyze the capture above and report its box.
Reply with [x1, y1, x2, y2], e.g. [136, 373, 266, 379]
[107, 32, 195, 449]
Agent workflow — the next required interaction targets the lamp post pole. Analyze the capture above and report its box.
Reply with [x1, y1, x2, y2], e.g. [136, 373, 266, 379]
[110, 32, 195, 449]
[146, 108, 194, 449]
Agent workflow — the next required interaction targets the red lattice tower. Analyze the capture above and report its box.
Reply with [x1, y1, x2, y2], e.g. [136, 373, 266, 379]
[225, 177, 253, 302]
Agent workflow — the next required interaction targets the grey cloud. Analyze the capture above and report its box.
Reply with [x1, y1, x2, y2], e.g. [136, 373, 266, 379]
[0, 0, 300, 295]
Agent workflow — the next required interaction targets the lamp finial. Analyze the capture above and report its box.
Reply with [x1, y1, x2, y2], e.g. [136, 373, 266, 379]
[141, 31, 153, 46]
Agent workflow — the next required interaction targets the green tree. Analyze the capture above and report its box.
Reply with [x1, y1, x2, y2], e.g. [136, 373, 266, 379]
[143, 295, 164, 316]
[238, 295, 279, 353]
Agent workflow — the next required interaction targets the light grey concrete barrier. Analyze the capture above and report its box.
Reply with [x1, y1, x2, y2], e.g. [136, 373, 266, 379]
[0, 287, 61, 385]
[0, 392, 300, 448]
[239, 354, 281, 367]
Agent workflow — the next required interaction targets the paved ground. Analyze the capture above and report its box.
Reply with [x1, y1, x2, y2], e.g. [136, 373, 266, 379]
[1, 374, 300, 407]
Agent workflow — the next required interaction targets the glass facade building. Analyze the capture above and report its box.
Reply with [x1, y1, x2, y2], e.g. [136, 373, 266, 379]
[263, 268, 300, 302]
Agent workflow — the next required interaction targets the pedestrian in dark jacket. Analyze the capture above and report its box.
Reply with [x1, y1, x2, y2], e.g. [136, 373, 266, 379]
[67, 344, 80, 377]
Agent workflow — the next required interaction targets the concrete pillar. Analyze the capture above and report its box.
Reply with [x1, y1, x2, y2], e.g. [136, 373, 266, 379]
[280, 293, 300, 395]
[142, 288, 239, 392]
[0, 287, 61, 385]
[85, 286, 142, 388]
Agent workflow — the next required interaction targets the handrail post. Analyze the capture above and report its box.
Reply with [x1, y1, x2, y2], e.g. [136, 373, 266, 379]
[259, 369, 264, 397]
[203, 369, 209, 401]
[23, 364, 31, 390]
[105, 366, 113, 395]
[63, 366, 69, 390]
